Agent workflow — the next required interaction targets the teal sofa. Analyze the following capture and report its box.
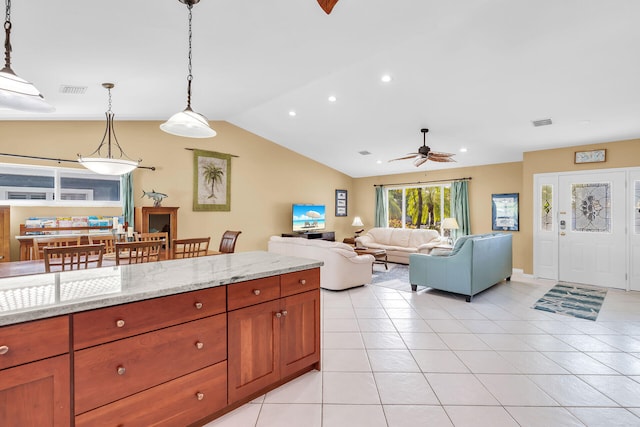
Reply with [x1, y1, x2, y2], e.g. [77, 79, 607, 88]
[409, 233, 512, 302]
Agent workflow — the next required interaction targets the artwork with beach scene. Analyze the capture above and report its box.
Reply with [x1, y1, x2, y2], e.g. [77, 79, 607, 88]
[292, 204, 326, 232]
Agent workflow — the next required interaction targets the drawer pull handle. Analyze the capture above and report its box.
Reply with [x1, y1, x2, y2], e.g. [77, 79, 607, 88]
[299, 279, 306, 285]
[116, 319, 125, 328]
[195, 341, 204, 350]
[117, 366, 126, 375]
[196, 392, 205, 401]
[281, 310, 288, 317]
[253, 289, 261, 296]
[194, 302, 203, 310]
[0, 345, 8, 355]
[275, 312, 282, 318]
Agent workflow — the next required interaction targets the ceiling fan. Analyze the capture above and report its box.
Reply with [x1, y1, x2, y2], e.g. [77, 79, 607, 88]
[389, 128, 456, 167]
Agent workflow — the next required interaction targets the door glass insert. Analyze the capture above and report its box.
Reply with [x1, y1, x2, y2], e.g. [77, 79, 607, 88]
[541, 184, 553, 231]
[571, 182, 611, 233]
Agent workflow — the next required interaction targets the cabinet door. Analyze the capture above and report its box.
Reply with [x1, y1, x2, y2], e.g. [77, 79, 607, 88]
[227, 299, 280, 403]
[0, 354, 70, 427]
[281, 289, 321, 377]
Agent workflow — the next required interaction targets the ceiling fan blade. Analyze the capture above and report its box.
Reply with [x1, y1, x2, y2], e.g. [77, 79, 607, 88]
[413, 156, 428, 167]
[427, 155, 456, 163]
[317, 0, 339, 14]
[428, 151, 455, 157]
[388, 153, 422, 162]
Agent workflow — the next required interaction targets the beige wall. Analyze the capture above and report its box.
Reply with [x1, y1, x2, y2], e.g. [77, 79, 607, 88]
[0, 121, 354, 261]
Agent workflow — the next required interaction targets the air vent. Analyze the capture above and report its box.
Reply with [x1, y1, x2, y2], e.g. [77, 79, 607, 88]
[532, 118, 553, 127]
[358, 150, 372, 156]
[59, 85, 88, 95]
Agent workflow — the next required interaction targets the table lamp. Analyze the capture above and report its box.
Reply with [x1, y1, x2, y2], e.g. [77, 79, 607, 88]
[441, 217, 459, 245]
[352, 216, 365, 237]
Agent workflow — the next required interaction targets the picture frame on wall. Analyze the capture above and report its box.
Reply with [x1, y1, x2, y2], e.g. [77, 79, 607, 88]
[492, 193, 519, 231]
[574, 149, 606, 164]
[335, 189, 347, 216]
[193, 149, 231, 211]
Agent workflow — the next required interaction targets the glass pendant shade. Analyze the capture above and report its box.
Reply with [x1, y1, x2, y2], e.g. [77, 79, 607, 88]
[0, 68, 54, 112]
[78, 157, 138, 175]
[160, 108, 216, 138]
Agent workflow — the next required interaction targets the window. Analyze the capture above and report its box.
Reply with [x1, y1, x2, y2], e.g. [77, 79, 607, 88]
[386, 184, 451, 232]
[0, 163, 121, 206]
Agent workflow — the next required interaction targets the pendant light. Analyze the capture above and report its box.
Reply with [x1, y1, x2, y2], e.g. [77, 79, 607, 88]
[78, 83, 140, 176]
[160, 0, 216, 138]
[0, 0, 53, 112]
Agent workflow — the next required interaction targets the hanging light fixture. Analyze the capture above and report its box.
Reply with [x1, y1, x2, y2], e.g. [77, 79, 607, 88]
[78, 83, 140, 175]
[160, 0, 215, 138]
[0, 0, 53, 112]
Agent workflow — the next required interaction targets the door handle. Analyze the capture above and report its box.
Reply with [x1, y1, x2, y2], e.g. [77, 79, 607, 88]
[560, 232, 566, 236]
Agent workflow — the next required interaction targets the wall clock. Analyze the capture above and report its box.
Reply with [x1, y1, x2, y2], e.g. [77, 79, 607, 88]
[575, 149, 606, 164]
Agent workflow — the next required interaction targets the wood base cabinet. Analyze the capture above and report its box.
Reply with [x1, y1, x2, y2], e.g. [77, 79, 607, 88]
[227, 269, 321, 403]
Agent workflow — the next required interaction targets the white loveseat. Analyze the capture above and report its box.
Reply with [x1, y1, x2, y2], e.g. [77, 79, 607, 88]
[355, 227, 444, 264]
[268, 236, 374, 290]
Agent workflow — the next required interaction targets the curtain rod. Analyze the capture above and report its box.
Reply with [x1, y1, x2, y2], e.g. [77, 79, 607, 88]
[373, 177, 472, 187]
[0, 152, 156, 171]
[184, 148, 239, 157]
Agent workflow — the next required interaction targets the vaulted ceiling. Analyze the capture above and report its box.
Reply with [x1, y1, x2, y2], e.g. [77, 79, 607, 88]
[2, 0, 639, 177]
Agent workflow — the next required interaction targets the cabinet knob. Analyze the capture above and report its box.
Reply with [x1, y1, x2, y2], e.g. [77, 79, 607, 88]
[275, 312, 282, 318]
[281, 310, 288, 317]
[0, 345, 8, 355]
[253, 289, 261, 296]
[194, 302, 203, 309]
[196, 392, 205, 401]
[115, 319, 125, 328]
[117, 366, 126, 375]
[195, 341, 204, 350]
[299, 279, 306, 285]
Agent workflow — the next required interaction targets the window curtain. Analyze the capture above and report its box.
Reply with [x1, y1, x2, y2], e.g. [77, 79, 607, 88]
[374, 186, 386, 227]
[121, 172, 134, 228]
[451, 180, 470, 237]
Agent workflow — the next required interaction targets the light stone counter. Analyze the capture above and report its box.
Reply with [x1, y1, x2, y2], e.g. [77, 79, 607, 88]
[0, 251, 322, 326]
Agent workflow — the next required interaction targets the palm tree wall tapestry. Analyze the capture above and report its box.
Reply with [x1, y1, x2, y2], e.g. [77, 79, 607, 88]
[193, 149, 231, 211]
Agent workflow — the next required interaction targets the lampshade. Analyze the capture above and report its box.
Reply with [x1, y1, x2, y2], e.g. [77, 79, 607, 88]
[442, 217, 459, 230]
[160, 108, 216, 138]
[351, 216, 364, 227]
[0, 0, 54, 113]
[78, 83, 140, 176]
[160, 0, 215, 139]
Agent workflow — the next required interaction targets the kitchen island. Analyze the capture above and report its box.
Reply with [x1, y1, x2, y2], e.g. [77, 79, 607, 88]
[0, 251, 322, 427]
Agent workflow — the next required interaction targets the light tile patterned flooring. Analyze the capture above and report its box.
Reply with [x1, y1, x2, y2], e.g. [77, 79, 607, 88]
[206, 268, 640, 427]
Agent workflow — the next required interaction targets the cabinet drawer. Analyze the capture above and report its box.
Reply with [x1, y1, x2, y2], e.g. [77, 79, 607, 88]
[280, 268, 320, 297]
[75, 314, 226, 414]
[227, 276, 280, 311]
[0, 316, 69, 370]
[75, 361, 227, 427]
[73, 286, 226, 349]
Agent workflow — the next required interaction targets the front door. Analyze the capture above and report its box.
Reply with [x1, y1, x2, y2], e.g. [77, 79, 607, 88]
[630, 170, 640, 291]
[558, 171, 627, 289]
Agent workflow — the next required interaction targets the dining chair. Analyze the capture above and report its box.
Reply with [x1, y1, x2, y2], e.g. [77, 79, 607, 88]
[43, 243, 105, 272]
[218, 230, 242, 254]
[137, 232, 169, 259]
[115, 240, 162, 265]
[88, 234, 116, 254]
[171, 237, 211, 259]
[33, 236, 82, 260]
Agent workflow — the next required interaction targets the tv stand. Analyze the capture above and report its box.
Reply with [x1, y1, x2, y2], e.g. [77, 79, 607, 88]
[282, 231, 335, 242]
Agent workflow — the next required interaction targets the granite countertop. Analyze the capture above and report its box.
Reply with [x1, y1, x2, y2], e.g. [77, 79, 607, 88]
[0, 251, 323, 327]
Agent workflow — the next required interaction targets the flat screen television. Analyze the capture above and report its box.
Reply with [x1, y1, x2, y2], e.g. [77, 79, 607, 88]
[292, 204, 326, 232]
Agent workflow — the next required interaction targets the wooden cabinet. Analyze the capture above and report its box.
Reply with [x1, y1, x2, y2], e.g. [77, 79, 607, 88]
[0, 206, 9, 262]
[135, 206, 178, 247]
[227, 268, 320, 403]
[0, 316, 70, 427]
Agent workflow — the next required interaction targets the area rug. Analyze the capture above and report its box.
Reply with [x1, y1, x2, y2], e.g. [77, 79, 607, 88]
[370, 264, 411, 291]
[532, 283, 607, 321]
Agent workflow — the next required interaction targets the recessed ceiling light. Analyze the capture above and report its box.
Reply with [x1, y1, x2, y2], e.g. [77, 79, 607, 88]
[460, 147, 468, 153]
[376, 160, 383, 164]
[381, 74, 392, 83]
[289, 110, 296, 117]
[328, 95, 337, 103]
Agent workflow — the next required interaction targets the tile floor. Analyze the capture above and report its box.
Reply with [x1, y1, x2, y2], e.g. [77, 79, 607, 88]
[205, 267, 640, 427]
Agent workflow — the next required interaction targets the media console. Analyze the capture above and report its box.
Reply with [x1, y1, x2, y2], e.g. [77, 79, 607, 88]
[281, 231, 335, 241]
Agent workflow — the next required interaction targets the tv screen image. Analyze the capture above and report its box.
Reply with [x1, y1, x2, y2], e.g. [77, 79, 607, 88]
[292, 204, 326, 232]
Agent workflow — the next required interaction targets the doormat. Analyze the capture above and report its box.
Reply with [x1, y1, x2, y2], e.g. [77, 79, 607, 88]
[532, 283, 607, 321]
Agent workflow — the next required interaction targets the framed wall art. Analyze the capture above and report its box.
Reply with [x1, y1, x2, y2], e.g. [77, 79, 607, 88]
[335, 189, 347, 217]
[193, 149, 231, 211]
[575, 149, 606, 164]
[492, 193, 519, 231]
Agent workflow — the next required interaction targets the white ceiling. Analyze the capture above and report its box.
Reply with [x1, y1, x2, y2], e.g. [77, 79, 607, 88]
[3, 0, 640, 177]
